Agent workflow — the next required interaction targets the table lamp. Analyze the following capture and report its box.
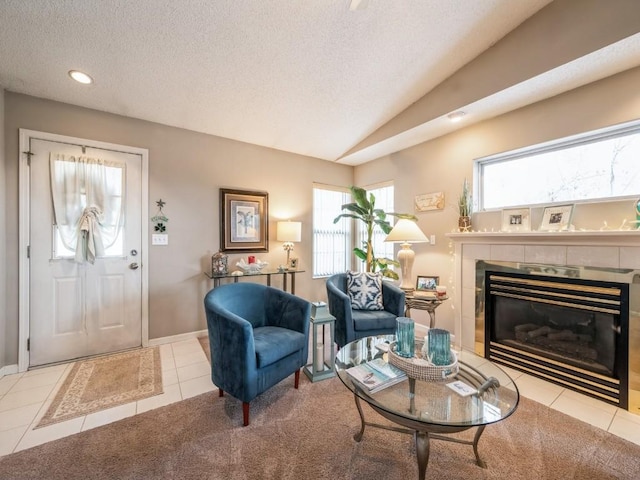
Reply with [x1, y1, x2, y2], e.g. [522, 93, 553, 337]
[276, 220, 302, 269]
[384, 219, 428, 291]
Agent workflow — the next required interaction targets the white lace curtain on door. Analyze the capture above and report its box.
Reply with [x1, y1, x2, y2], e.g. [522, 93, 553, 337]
[50, 153, 125, 264]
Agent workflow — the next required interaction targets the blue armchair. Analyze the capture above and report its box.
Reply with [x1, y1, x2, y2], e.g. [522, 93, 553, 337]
[204, 282, 311, 426]
[326, 273, 405, 348]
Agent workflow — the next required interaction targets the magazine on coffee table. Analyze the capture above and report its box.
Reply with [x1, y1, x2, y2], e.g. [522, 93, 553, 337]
[346, 358, 407, 394]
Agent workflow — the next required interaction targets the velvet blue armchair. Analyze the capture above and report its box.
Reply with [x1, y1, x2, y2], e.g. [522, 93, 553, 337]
[204, 282, 311, 426]
[326, 273, 405, 348]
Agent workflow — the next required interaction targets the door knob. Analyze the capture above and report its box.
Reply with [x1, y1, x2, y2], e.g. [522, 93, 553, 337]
[129, 262, 139, 270]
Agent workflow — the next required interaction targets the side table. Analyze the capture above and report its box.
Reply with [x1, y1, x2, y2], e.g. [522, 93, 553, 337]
[303, 302, 336, 382]
[404, 294, 448, 329]
[203, 269, 304, 294]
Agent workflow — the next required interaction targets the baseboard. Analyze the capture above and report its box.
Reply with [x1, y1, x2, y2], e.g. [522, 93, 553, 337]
[0, 364, 19, 379]
[148, 329, 208, 347]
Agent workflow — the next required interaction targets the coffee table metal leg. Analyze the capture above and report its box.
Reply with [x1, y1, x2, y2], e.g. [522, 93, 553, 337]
[353, 393, 366, 442]
[408, 377, 416, 414]
[415, 431, 430, 480]
[473, 425, 487, 468]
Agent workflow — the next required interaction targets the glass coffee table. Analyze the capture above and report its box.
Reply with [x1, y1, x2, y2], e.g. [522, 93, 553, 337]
[335, 335, 519, 480]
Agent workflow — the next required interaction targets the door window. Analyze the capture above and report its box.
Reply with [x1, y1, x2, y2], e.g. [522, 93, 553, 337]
[50, 154, 125, 259]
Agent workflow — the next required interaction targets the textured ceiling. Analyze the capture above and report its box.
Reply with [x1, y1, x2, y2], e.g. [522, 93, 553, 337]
[1, 1, 638, 164]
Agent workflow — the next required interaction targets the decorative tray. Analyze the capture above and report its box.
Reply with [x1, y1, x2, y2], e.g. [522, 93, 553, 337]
[388, 340, 458, 382]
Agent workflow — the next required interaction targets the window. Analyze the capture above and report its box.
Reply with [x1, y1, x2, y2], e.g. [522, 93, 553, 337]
[312, 184, 351, 277]
[312, 183, 395, 277]
[51, 155, 125, 259]
[357, 183, 394, 273]
[477, 120, 640, 210]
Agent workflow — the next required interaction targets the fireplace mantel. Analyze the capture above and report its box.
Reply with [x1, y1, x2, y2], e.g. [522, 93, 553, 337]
[446, 230, 640, 247]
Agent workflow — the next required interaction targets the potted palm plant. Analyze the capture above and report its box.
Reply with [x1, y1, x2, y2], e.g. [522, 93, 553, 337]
[334, 186, 417, 279]
[458, 178, 472, 232]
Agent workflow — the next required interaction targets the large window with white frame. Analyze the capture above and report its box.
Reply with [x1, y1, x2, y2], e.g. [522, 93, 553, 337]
[312, 184, 351, 277]
[477, 119, 640, 210]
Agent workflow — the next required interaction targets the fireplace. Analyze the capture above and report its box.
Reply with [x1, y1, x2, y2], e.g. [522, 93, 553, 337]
[447, 232, 640, 415]
[484, 268, 629, 408]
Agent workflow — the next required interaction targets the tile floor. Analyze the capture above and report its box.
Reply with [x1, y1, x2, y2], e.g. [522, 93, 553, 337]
[0, 338, 214, 457]
[0, 339, 639, 458]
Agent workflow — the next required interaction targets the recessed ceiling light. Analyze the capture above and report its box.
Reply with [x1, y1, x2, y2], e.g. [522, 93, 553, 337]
[68, 70, 93, 85]
[447, 111, 466, 123]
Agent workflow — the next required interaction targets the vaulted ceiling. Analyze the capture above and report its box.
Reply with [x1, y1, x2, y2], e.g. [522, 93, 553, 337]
[1, 1, 639, 165]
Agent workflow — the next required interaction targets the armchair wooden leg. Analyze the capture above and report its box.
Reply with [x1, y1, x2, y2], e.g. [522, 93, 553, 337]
[243, 402, 250, 426]
[219, 388, 224, 397]
[294, 369, 300, 389]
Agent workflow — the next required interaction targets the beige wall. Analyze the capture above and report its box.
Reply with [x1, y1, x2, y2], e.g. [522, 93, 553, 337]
[0, 87, 6, 368]
[2, 92, 352, 366]
[3, 66, 640, 368]
[355, 66, 640, 333]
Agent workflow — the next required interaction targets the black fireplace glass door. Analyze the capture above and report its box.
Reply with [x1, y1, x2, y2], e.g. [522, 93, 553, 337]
[492, 296, 616, 377]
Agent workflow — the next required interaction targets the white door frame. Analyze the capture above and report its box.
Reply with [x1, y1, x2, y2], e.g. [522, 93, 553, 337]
[18, 129, 150, 372]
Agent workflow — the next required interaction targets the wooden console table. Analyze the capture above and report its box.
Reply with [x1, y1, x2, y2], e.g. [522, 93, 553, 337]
[204, 269, 304, 295]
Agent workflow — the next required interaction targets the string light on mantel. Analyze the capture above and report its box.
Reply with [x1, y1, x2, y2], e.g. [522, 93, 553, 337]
[448, 239, 457, 320]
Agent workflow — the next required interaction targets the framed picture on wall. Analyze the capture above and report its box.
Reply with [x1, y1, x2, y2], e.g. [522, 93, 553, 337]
[220, 188, 269, 252]
[539, 204, 574, 231]
[414, 191, 445, 212]
[501, 208, 531, 232]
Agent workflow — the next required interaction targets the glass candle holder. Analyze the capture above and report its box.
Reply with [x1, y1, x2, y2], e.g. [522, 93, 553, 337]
[396, 317, 415, 358]
[428, 328, 450, 366]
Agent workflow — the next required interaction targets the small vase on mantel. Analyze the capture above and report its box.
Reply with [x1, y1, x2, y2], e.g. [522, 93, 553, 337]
[458, 178, 473, 232]
[458, 216, 471, 232]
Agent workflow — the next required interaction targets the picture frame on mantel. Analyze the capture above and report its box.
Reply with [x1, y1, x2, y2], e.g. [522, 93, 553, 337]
[539, 204, 574, 232]
[501, 207, 531, 232]
[220, 188, 269, 252]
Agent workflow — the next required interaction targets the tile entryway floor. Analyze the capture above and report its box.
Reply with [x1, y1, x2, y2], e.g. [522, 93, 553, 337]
[1, 340, 639, 457]
[0, 339, 213, 456]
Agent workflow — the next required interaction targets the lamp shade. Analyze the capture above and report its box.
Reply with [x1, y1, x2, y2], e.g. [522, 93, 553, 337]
[277, 221, 302, 242]
[384, 219, 428, 243]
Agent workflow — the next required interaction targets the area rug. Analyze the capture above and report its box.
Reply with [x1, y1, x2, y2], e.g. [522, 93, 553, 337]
[37, 347, 162, 428]
[3, 373, 639, 478]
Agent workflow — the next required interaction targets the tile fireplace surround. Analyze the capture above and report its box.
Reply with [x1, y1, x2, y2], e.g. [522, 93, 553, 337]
[447, 230, 640, 414]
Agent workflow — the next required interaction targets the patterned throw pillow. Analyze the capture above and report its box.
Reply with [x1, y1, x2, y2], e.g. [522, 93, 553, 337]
[347, 271, 384, 310]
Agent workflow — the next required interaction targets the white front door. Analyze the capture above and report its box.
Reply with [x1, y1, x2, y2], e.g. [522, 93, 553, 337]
[21, 131, 148, 367]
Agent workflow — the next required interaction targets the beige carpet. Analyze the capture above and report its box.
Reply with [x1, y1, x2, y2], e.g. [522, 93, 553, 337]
[37, 347, 162, 428]
[1, 354, 639, 478]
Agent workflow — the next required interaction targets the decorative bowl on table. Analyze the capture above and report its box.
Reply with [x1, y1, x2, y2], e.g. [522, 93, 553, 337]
[236, 259, 268, 274]
[388, 340, 458, 382]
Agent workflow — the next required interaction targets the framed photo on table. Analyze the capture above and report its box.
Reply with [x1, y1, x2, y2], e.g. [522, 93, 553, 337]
[539, 204, 574, 231]
[220, 188, 269, 252]
[501, 208, 531, 232]
[416, 275, 439, 292]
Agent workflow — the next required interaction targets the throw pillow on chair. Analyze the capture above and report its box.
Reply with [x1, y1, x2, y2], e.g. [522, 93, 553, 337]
[347, 271, 384, 310]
